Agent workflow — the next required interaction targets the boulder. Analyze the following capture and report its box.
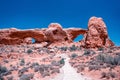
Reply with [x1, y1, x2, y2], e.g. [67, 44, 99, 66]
[45, 23, 68, 42]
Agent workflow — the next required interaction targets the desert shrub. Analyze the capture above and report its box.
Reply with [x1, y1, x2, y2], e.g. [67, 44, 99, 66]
[114, 55, 120, 65]
[27, 49, 33, 54]
[101, 72, 116, 79]
[88, 65, 100, 71]
[77, 65, 84, 72]
[0, 65, 8, 74]
[69, 45, 77, 51]
[19, 74, 34, 80]
[4, 59, 9, 63]
[41, 71, 50, 78]
[0, 77, 4, 80]
[96, 54, 106, 62]
[84, 49, 96, 56]
[10, 49, 14, 52]
[51, 61, 60, 66]
[107, 50, 113, 53]
[104, 55, 115, 65]
[34, 66, 40, 72]
[88, 60, 99, 65]
[33, 65, 44, 74]
[20, 59, 25, 66]
[39, 65, 44, 73]
[96, 54, 120, 66]
[51, 68, 60, 74]
[71, 53, 78, 58]
[60, 46, 68, 51]
[18, 67, 28, 77]
[59, 58, 65, 65]
[7, 76, 13, 80]
[3, 71, 11, 76]
[31, 62, 39, 67]
[116, 52, 120, 56]
[84, 50, 91, 55]
[101, 72, 107, 78]
[98, 47, 104, 51]
[108, 71, 116, 78]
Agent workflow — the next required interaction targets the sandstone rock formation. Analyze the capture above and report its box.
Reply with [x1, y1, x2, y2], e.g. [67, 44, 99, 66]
[64, 28, 87, 41]
[83, 17, 114, 48]
[0, 29, 46, 45]
[0, 17, 114, 48]
[45, 23, 68, 42]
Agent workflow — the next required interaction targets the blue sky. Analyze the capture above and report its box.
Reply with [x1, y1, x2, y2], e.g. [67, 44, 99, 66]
[0, 0, 120, 45]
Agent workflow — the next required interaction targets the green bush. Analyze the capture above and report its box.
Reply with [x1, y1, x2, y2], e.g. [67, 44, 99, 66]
[114, 55, 120, 65]
[27, 49, 33, 54]
[84, 49, 96, 56]
[69, 45, 77, 51]
[20, 59, 25, 66]
[101, 72, 106, 78]
[108, 71, 116, 78]
[7, 76, 13, 80]
[98, 47, 104, 51]
[71, 53, 78, 58]
[0, 65, 8, 74]
[96, 54, 120, 65]
[59, 58, 65, 65]
[84, 50, 91, 55]
[96, 54, 106, 62]
[0, 77, 4, 80]
[60, 47, 68, 51]
[20, 74, 34, 80]
[88, 65, 100, 71]
[31, 62, 39, 67]
[101, 72, 116, 79]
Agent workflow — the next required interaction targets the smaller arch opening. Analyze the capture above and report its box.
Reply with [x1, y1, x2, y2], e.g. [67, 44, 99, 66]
[32, 38, 36, 44]
[74, 35, 84, 42]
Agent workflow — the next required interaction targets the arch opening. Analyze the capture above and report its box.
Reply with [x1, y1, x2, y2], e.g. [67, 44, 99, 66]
[32, 38, 36, 44]
[74, 35, 84, 42]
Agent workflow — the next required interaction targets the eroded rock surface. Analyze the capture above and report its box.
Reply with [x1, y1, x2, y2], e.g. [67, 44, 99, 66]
[0, 29, 46, 45]
[45, 23, 68, 42]
[64, 28, 87, 42]
[83, 17, 114, 48]
[0, 17, 114, 48]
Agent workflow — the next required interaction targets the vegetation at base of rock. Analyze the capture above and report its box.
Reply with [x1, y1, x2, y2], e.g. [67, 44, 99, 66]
[71, 53, 78, 58]
[96, 54, 120, 65]
[88, 65, 100, 71]
[69, 45, 78, 51]
[59, 58, 65, 65]
[98, 47, 104, 51]
[19, 74, 34, 80]
[60, 46, 68, 51]
[20, 58, 25, 66]
[101, 72, 116, 79]
[83, 49, 95, 56]
[7, 76, 13, 80]
[27, 49, 33, 54]
[0, 65, 8, 74]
